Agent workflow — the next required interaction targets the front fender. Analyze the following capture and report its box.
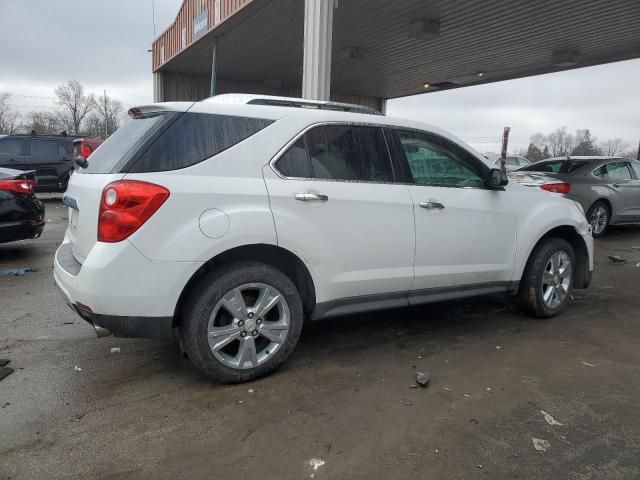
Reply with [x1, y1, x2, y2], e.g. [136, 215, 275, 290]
[512, 197, 591, 281]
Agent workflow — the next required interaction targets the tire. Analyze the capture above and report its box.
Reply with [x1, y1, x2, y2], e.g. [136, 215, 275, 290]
[586, 200, 610, 238]
[519, 238, 575, 318]
[180, 261, 304, 383]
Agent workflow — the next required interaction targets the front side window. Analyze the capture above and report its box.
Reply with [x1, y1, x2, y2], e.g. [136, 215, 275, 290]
[0, 139, 24, 155]
[397, 130, 485, 188]
[304, 125, 393, 182]
[130, 113, 274, 173]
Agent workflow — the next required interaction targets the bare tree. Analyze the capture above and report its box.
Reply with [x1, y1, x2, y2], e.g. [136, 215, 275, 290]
[0, 92, 21, 134]
[22, 111, 65, 134]
[89, 92, 124, 138]
[55, 80, 95, 135]
[599, 138, 628, 157]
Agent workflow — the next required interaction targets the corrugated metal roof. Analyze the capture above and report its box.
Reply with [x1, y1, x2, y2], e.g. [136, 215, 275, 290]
[155, 0, 640, 99]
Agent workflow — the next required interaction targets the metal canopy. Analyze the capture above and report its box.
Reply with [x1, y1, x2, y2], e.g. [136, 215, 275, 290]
[157, 0, 640, 100]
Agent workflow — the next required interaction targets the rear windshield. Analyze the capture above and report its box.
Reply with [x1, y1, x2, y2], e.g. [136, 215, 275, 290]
[519, 159, 589, 174]
[80, 112, 178, 174]
[80, 112, 273, 174]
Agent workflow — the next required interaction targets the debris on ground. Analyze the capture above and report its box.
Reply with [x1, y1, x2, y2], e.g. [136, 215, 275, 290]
[110, 347, 120, 354]
[416, 371, 430, 387]
[532, 438, 551, 451]
[496, 345, 503, 350]
[0, 359, 9, 368]
[248, 388, 254, 394]
[607, 255, 627, 263]
[464, 393, 471, 398]
[486, 387, 492, 392]
[74, 366, 82, 372]
[443, 387, 452, 392]
[309, 458, 325, 471]
[632, 246, 640, 250]
[540, 410, 563, 426]
[0, 268, 38, 276]
[581, 361, 596, 367]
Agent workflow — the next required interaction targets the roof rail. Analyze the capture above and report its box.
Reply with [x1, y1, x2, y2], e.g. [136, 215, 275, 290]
[246, 98, 383, 116]
[203, 94, 383, 116]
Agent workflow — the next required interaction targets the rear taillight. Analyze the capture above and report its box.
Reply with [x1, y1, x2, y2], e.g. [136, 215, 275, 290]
[80, 144, 93, 158]
[98, 180, 170, 243]
[540, 182, 571, 194]
[0, 179, 35, 195]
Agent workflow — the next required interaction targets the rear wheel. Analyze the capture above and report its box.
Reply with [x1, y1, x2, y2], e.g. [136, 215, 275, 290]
[180, 261, 304, 383]
[587, 200, 610, 238]
[519, 238, 575, 318]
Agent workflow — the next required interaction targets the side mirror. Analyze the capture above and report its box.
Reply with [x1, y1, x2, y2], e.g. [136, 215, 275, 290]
[488, 168, 508, 189]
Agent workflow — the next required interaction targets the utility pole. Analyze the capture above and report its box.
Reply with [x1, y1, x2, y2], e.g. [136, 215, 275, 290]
[103, 90, 108, 139]
[500, 127, 511, 172]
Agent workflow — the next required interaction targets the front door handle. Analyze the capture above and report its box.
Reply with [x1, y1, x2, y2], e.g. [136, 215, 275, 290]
[295, 192, 329, 202]
[419, 201, 445, 210]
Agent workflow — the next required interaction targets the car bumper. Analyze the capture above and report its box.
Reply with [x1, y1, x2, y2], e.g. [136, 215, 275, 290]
[0, 220, 45, 243]
[54, 238, 203, 339]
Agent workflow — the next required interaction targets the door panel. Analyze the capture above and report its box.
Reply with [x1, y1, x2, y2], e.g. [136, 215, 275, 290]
[264, 172, 415, 302]
[264, 124, 415, 304]
[408, 185, 516, 289]
[604, 161, 637, 219]
[394, 129, 516, 291]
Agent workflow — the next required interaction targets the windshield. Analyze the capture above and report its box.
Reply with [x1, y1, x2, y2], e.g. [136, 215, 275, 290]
[519, 159, 589, 174]
[79, 112, 179, 174]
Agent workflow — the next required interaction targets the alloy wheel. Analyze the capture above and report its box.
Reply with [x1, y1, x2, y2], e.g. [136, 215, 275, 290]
[207, 283, 290, 370]
[541, 250, 573, 309]
[590, 206, 608, 235]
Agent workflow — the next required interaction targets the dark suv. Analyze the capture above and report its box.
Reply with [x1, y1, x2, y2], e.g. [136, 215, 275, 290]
[0, 134, 76, 192]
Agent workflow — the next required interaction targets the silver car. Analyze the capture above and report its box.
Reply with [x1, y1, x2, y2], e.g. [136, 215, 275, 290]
[516, 156, 640, 237]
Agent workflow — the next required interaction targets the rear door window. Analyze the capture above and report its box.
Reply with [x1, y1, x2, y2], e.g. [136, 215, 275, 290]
[303, 125, 393, 182]
[30, 140, 61, 156]
[630, 162, 640, 179]
[129, 113, 274, 173]
[606, 161, 632, 180]
[275, 138, 312, 178]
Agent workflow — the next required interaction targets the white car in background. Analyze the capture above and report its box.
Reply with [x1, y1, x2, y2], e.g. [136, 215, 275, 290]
[485, 153, 533, 172]
[54, 94, 593, 383]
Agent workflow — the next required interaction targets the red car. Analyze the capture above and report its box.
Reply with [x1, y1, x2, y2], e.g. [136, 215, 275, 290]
[73, 137, 103, 159]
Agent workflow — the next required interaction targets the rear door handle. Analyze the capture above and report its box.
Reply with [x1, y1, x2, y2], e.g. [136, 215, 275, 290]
[295, 192, 329, 202]
[419, 201, 445, 210]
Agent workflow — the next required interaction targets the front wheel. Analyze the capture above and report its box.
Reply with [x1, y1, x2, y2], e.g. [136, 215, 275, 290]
[180, 261, 304, 383]
[519, 238, 575, 318]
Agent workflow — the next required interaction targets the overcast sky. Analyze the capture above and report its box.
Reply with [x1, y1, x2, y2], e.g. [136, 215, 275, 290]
[1, 0, 638, 153]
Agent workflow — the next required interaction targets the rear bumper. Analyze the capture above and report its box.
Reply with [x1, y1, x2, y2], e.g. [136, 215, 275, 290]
[54, 238, 202, 338]
[0, 220, 45, 243]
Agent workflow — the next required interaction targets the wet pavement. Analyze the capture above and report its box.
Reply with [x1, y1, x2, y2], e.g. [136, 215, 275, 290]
[2, 195, 640, 479]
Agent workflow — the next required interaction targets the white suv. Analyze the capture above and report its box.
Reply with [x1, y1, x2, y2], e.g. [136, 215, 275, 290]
[54, 94, 593, 383]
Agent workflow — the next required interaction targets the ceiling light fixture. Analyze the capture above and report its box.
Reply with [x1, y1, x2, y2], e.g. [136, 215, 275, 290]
[423, 83, 431, 89]
[477, 71, 485, 77]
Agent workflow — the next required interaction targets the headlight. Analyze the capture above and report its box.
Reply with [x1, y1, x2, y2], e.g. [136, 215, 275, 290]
[572, 200, 585, 216]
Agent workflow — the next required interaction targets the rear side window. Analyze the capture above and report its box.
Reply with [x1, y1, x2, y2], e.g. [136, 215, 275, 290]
[130, 113, 274, 173]
[631, 162, 640, 178]
[605, 162, 632, 180]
